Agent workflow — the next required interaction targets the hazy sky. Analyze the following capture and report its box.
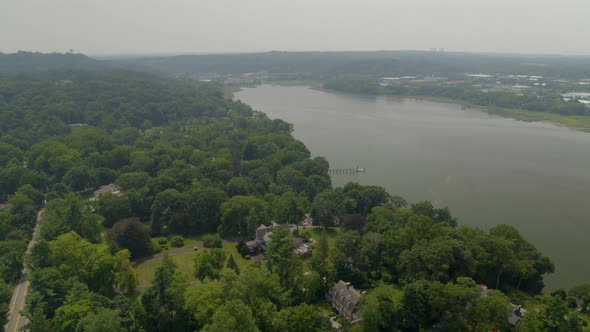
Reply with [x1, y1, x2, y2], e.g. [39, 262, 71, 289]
[2, 0, 589, 55]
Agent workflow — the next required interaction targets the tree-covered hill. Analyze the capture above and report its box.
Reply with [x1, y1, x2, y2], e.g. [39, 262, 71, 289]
[108, 51, 590, 80]
[0, 65, 587, 331]
[0, 51, 104, 73]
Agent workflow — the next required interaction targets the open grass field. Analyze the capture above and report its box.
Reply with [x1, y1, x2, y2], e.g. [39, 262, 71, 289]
[490, 107, 590, 132]
[135, 235, 255, 287]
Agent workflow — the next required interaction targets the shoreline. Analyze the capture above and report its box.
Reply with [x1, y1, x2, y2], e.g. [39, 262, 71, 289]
[329, 90, 590, 133]
[251, 80, 590, 133]
[239, 80, 581, 144]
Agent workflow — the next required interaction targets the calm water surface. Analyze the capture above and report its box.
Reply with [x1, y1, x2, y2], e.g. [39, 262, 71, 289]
[236, 85, 590, 290]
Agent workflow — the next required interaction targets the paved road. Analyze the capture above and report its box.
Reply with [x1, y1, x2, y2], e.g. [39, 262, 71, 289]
[4, 209, 44, 332]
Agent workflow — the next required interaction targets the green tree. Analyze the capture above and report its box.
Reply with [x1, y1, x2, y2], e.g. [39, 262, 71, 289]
[265, 226, 301, 287]
[107, 218, 154, 260]
[219, 195, 270, 238]
[41, 193, 102, 242]
[187, 186, 228, 234]
[311, 189, 344, 228]
[361, 285, 401, 332]
[226, 177, 255, 196]
[272, 191, 306, 225]
[226, 254, 240, 275]
[25, 307, 54, 332]
[150, 188, 189, 235]
[204, 299, 259, 332]
[310, 233, 332, 290]
[141, 254, 192, 331]
[96, 193, 131, 228]
[112, 249, 137, 295]
[0, 278, 10, 327]
[8, 190, 37, 228]
[75, 308, 125, 332]
[273, 303, 331, 332]
[193, 248, 226, 281]
[399, 280, 433, 331]
[465, 289, 512, 332]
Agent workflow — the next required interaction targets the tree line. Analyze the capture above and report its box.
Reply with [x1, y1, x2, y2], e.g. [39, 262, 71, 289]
[324, 76, 589, 116]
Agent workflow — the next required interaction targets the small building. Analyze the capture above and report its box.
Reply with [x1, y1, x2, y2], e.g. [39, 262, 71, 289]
[508, 305, 526, 326]
[93, 184, 122, 200]
[327, 280, 362, 323]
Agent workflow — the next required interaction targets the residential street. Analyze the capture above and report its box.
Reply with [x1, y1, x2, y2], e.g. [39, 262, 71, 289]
[4, 209, 44, 332]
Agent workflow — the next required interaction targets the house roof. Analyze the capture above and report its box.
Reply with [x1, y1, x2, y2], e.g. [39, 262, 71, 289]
[331, 280, 361, 306]
[94, 184, 120, 196]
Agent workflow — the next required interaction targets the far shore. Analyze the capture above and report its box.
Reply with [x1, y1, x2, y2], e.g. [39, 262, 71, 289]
[255, 80, 590, 133]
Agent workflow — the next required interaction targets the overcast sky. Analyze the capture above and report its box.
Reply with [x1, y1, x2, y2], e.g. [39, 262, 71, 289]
[1, 0, 589, 56]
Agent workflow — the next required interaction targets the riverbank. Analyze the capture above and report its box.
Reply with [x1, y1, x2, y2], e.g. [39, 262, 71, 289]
[236, 84, 590, 290]
[399, 94, 590, 133]
[316, 86, 590, 133]
[233, 81, 590, 132]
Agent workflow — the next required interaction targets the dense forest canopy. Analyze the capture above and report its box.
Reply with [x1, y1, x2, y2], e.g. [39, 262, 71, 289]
[106, 51, 590, 79]
[0, 55, 588, 331]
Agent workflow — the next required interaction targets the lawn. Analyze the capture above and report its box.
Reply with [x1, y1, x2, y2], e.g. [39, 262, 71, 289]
[136, 229, 343, 287]
[135, 236, 255, 288]
[490, 108, 590, 132]
[297, 227, 341, 251]
[136, 250, 199, 287]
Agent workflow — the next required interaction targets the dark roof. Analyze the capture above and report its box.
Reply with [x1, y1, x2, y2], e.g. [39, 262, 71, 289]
[331, 280, 361, 306]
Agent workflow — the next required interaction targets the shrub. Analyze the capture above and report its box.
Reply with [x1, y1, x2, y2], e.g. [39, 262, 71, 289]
[203, 234, 222, 248]
[152, 242, 162, 254]
[237, 240, 250, 257]
[302, 232, 312, 242]
[157, 237, 168, 245]
[169, 235, 184, 247]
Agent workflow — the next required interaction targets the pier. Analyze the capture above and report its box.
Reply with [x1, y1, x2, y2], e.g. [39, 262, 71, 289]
[328, 167, 366, 175]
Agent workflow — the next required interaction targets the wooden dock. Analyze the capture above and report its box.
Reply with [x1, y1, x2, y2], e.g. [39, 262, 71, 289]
[328, 167, 365, 175]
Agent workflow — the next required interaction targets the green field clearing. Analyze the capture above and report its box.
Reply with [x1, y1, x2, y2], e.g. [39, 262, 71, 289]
[136, 237, 255, 287]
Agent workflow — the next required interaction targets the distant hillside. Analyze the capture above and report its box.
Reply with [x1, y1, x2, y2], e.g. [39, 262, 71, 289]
[0, 51, 104, 72]
[109, 51, 590, 79]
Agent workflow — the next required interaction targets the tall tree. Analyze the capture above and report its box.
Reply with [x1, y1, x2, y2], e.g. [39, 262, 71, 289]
[226, 254, 240, 275]
[193, 249, 226, 281]
[112, 249, 137, 296]
[141, 255, 192, 331]
[265, 226, 301, 287]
